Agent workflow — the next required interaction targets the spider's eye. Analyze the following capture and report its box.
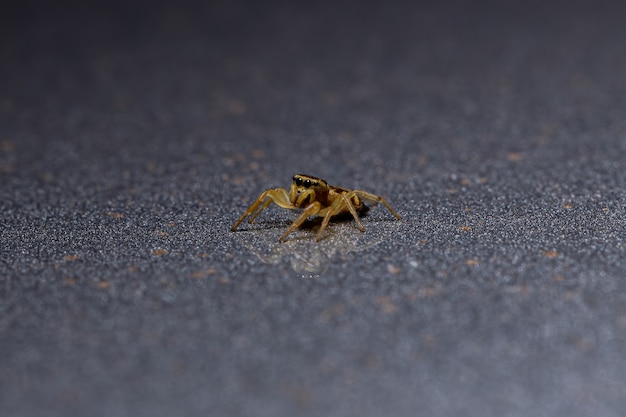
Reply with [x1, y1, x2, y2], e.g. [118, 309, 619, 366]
[313, 182, 318, 186]
[304, 179, 312, 188]
[295, 177, 303, 186]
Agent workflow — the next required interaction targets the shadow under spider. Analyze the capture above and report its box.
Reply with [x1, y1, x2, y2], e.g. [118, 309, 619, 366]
[232, 206, 403, 277]
[248, 206, 371, 232]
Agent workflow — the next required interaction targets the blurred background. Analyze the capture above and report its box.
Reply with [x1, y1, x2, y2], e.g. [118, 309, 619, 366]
[2, 1, 626, 416]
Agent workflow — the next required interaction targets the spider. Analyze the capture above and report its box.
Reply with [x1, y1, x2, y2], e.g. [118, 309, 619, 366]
[231, 174, 402, 242]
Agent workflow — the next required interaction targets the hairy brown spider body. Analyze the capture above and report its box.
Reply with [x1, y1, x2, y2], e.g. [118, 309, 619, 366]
[231, 174, 401, 242]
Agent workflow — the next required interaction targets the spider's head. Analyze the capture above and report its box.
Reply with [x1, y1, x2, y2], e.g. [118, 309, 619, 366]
[290, 174, 330, 206]
[292, 174, 328, 194]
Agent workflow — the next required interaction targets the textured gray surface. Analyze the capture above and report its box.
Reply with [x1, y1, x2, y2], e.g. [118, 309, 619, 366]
[2, 1, 626, 416]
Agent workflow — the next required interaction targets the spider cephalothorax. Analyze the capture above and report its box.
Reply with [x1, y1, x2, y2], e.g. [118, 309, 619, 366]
[231, 174, 401, 242]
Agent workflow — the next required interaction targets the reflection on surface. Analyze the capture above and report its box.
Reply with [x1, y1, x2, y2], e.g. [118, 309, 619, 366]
[234, 219, 400, 276]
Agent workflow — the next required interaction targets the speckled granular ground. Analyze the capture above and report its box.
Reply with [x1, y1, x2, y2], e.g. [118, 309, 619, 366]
[2, 1, 626, 416]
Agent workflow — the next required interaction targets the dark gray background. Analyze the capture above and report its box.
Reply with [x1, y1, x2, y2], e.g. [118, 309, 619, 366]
[2, 1, 626, 416]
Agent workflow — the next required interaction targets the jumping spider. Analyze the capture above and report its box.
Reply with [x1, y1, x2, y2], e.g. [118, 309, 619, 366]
[231, 174, 401, 242]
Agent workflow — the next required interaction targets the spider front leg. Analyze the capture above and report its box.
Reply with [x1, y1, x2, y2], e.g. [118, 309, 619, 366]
[350, 190, 402, 220]
[231, 188, 295, 232]
[279, 201, 322, 242]
[316, 194, 364, 241]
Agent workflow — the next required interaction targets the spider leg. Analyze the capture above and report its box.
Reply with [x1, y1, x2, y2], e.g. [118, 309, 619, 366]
[315, 194, 363, 242]
[351, 190, 402, 220]
[231, 188, 294, 232]
[279, 201, 322, 242]
[247, 197, 272, 224]
[340, 193, 366, 231]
